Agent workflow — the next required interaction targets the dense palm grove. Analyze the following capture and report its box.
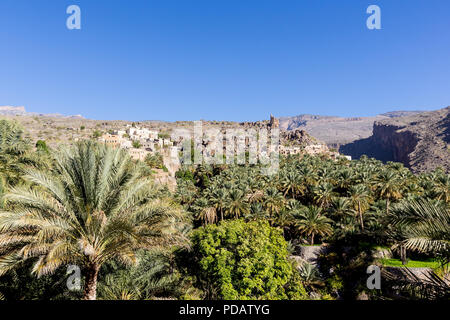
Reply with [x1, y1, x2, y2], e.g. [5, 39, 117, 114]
[0, 119, 448, 300]
[176, 155, 449, 244]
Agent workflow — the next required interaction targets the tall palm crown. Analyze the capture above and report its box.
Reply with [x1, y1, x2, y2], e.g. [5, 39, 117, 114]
[224, 189, 249, 219]
[0, 141, 186, 300]
[390, 200, 449, 260]
[280, 171, 304, 198]
[433, 174, 450, 204]
[313, 182, 335, 209]
[376, 170, 404, 214]
[208, 188, 228, 221]
[0, 119, 49, 187]
[263, 186, 285, 221]
[348, 184, 372, 230]
[294, 206, 333, 245]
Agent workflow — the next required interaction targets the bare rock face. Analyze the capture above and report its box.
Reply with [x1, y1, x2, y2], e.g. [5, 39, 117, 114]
[297, 245, 327, 266]
[340, 106, 450, 172]
[281, 129, 315, 145]
[152, 169, 177, 192]
[269, 114, 279, 129]
[279, 111, 424, 147]
[371, 122, 419, 165]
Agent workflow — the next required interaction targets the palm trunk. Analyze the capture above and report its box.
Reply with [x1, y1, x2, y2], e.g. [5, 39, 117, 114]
[83, 263, 100, 300]
[400, 246, 407, 265]
[310, 233, 315, 245]
[221, 209, 224, 221]
[385, 198, 390, 215]
[358, 201, 364, 230]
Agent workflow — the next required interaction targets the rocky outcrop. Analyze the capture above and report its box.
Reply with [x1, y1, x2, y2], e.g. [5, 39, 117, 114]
[280, 129, 317, 146]
[370, 122, 419, 165]
[340, 106, 450, 172]
[279, 111, 424, 147]
[152, 169, 177, 192]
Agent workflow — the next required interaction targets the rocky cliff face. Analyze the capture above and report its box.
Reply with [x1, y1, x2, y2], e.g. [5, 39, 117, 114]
[340, 107, 450, 172]
[279, 111, 424, 147]
[371, 122, 419, 165]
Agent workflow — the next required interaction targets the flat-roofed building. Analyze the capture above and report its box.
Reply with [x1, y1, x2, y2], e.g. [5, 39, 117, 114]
[127, 127, 158, 140]
[120, 140, 132, 149]
[129, 148, 149, 161]
[142, 141, 155, 151]
[100, 134, 123, 148]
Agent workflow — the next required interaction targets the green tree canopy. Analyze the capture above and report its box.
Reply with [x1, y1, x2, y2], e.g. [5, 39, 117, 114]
[186, 219, 307, 299]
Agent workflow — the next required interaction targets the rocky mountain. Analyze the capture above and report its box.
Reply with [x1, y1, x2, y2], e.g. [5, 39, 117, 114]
[0, 106, 27, 115]
[279, 111, 424, 148]
[3, 104, 447, 172]
[340, 107, 450, 172]
[0, 106, 84, 119]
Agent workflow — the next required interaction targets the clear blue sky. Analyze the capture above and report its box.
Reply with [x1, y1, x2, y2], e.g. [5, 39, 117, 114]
[1, 0, 450, 121]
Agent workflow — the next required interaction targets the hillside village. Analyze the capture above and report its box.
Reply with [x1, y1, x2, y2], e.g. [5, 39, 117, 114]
[0, 106, 352, 182]
[100, 125, 175, 161]
[97, 115, 351, 172]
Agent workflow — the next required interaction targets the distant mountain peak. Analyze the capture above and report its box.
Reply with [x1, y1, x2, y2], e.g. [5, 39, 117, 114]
[379, 110, 424, 118]
[0, 106, 26, 115]
[0, 106, 84, 119]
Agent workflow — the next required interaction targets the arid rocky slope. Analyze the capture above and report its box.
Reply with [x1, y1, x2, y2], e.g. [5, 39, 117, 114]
[340, 107, 450, 172]
[279, 111, 423, 148]
[2, 106, 448, 172]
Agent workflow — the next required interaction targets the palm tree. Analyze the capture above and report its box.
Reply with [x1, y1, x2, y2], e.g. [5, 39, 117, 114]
[263, 187, 285, 224]
[246, 202, 268, 221]
[330, 197, 351, 218]
[280, 171, 304, 198]
[0, 141, 186, 300]
[376, 171, 403, 215]
[298, 166, 317, 187]
[245, 189, 265, 204]
[224, 189, 249, 219]
[313, 182, 335, 209]
[192, 198, 217, 225]
[293, 206, 333, 245]
[176, 180, 197, 206]
[390, 200, 450, 259]
[99, 272, 141, 300]
[348, 184, 371, 230]
[98, 249, 186, 300]
[335, 169, 352, 192]
[433, 174, 450, 204]
[0, 119, 50, 187]
[208, 188, 228, 221]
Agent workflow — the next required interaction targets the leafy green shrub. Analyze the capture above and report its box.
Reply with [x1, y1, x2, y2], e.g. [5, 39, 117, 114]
[132, 140, 142, 148]
[186, 219, 307, 299]
[92, 130, 102, 139]
[35, 140, 48, 152]
[176, 168, 195, 183]
[145, 152, 164, 169]
[158, 132, 170, 140]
